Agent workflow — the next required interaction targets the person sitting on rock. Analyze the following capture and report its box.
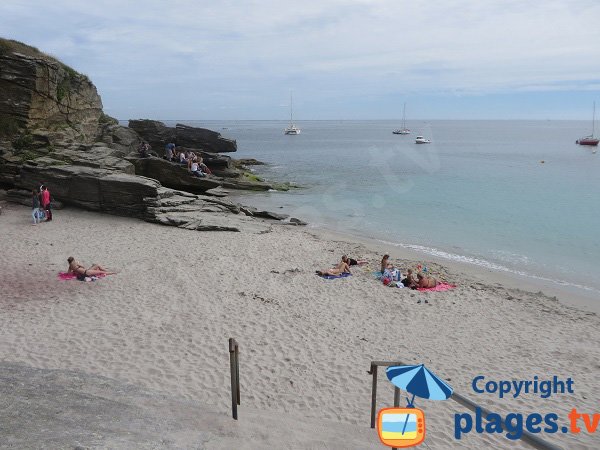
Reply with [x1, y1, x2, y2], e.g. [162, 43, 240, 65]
[188, 157, 206, 178]
[179, 150, 190, 165]
[139, 141, 151, 158]
[197, 156, 212, 175]
[165, 142, 175, 161]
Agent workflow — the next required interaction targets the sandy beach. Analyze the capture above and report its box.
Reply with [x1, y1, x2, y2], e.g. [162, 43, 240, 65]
[1, 203, 598, 449]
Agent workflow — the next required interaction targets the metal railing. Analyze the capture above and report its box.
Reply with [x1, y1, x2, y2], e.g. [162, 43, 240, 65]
[229, 338, 241, 420]
[368, 360, 563, 450]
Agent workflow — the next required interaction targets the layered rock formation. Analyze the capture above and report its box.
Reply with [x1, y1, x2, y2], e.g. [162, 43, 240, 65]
[129, 120, 237, 153]
[0, 39, 102, 142]
[0, 38, 300, 230]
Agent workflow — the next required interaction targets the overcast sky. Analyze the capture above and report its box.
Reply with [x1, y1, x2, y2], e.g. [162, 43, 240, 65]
[2, 0, 600, 120]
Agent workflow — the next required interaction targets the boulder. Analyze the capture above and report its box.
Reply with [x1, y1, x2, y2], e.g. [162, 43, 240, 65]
[127, 120, 175, 152]
[289, 217, 308, 226]
[17, 164, 160, 217]
[97, 123, 141, 157]
[128, 120, 237, 153]
[174, 124, 237, 153]
[239, 205, 288, 221]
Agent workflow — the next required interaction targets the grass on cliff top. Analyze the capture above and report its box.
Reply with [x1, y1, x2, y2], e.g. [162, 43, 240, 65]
[0, 37, 87, 80]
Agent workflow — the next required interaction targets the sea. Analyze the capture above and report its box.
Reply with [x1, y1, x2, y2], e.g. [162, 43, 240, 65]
[169, 120, 600, 301]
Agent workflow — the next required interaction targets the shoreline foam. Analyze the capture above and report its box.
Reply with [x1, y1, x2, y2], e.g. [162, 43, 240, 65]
[230, 192, 600, 314]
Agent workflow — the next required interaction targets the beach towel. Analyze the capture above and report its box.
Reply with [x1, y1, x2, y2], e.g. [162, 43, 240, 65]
[58, 272, 105, 281]
[319, 272, 352, 280]
[58, 272, 77, 280]
[417, 282, 456, 292]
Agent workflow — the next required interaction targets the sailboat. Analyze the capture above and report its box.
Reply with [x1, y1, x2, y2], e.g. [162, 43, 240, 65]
[393, 103, 411, 135]
[576, 102, 599, 146]
[284, 93, 301, 135]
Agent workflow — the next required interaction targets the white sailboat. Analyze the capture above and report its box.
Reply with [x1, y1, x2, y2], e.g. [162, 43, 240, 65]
[284, 93, 301, 135]
[576, 101, 599, 146]
[393, 103, 411, 135]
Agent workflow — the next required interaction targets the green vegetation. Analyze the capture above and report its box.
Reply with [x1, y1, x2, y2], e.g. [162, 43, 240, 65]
[12, 132, 33, 151]
[242, 172, 264, 183]
[99, 113, 119, 125]
[0, 116, 21, 137]
[0, 38, 48, 61]
[0, 38, 83, 74]
[56, 79, 69, 102]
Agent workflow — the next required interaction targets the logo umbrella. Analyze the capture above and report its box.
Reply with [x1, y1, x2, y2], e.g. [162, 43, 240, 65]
[386, 364, 453, 435]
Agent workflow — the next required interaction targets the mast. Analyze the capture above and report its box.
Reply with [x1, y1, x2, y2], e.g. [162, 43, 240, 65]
[593, 101, 596, 137]
[290, 92, 293, 126]
[402, 102, 406, 129]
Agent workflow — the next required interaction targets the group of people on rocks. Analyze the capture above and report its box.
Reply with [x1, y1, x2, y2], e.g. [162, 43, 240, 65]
[31, 185, 52, 225]
[136, 140, 214, 179]
[164, 142, 212, 178]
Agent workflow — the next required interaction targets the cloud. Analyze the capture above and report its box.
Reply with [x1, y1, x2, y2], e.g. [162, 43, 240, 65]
[1, 0, 599, 118]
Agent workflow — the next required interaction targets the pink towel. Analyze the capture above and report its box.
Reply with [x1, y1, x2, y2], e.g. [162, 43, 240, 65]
[58, 272, 77, 280]
[418, 282, 456, 292]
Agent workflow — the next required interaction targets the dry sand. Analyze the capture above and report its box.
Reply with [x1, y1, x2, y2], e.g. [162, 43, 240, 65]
[0, 203, 598, 449]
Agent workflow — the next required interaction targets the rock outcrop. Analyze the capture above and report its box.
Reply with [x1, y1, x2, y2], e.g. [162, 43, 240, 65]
[128, 120, 237, 153]
[0, 38, 299, 229]
[0, 39, 103, 142]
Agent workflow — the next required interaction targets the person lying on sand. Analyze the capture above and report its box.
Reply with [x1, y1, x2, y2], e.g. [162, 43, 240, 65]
[68, 256, 116, 278]
[316, 260, 351, 277]
[342, 255, 367, 266]
[416, 272, 438, 289]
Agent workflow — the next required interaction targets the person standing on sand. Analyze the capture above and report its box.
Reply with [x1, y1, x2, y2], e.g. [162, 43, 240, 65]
[40, 185, 52, 221]
[31, 189, 42, 225]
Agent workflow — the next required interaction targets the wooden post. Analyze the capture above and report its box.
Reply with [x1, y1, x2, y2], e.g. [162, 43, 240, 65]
[229, 338, 238, 420]
[370, 364, 378, 428]
[235, 345, 240, 406]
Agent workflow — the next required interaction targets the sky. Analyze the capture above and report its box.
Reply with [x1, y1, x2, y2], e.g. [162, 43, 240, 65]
[1, 0, 600, 120]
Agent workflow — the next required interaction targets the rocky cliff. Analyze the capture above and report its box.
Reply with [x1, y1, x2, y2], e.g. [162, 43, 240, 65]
[0, 39, 103, 142]
[0, 38, 299, 230]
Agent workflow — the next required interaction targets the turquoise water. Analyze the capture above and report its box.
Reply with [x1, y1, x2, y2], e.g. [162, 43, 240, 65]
[175, 120, 600, 297]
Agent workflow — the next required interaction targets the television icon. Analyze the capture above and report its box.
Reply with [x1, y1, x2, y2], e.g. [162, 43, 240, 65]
[377, 407, 426, 448]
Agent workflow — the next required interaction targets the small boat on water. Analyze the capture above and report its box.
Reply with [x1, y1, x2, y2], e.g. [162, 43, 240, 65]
[415, 136, 431, 144]
[393, 103, 411, 135]
[576, 102, 599, 146]
[284, 92, 301, 135]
